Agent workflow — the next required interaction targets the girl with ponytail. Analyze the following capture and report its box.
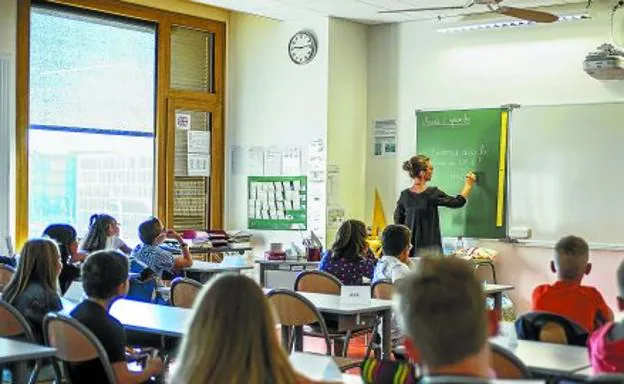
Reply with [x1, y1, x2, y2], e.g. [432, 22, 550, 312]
[81, 213, 132, 255]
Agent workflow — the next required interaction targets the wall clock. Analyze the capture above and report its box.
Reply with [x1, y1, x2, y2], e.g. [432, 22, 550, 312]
[288, 30, 317, 65]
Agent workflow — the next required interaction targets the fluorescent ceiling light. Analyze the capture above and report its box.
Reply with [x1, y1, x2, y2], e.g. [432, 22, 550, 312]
[437, 13, 590, 33]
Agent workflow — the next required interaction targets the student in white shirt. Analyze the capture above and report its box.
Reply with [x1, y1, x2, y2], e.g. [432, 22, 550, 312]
[81, 214, 132, 255]
[373, 224, 412, 284]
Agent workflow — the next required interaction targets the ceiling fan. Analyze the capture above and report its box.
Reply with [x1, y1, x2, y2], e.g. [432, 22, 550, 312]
[378, 0, 560, 23]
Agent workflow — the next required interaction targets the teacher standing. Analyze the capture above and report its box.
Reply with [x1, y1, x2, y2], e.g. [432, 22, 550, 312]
[394, 155, 476, 257]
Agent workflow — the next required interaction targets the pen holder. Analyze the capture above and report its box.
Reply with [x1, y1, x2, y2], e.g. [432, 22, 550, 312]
[306, 247, 321, 262]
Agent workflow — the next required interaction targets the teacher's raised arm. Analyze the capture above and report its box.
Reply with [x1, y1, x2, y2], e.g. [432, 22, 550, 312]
[393, 155, 476, 256]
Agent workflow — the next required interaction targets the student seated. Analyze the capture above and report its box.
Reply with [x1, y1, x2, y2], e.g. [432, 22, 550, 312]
[532, 235, 613, 331]
[69, 250, 163, 384]
[130, 217, 192, 283]
[2, 238, 63, 344]
[82, 213, 132, 255]
[43, 224, 82, 294]
[169, 273, 331, 384]
[588, 259, 624, 373]
[393, 256, 493, 383]
[373, 224, 412, 284]
[319, 219, 376, 285]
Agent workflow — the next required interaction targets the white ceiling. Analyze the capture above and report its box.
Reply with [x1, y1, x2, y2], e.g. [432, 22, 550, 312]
[191, 0, 588, 24]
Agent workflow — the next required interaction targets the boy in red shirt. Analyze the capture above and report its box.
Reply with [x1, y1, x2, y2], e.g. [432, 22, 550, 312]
[588, 260, 624, 373]
[532, 235, 613, 332]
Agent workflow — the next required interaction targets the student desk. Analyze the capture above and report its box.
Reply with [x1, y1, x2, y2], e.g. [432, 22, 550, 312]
[0, 338, 56, 364]
[255, 259, 320, 288]
[264, 289, 394, 360]
[61, 298, 191, 351]
[491, 338, 590, 376]
[485, 284, 514, 314]
[183, 261, 254, 283]
[172, 243, 252, 262]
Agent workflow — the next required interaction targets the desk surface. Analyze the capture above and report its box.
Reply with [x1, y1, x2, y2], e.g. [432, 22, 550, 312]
[0, 338, 56, 364]
[185, 261, 254, 273]
[485, 284, 514, 294]
[264, 289, 392, 315]
[491, 338, 590, 375]
[256, 260, 320, 266]
[62, 298, 191, 337]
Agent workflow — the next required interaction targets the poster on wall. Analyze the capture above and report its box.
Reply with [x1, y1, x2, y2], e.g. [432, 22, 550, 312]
[247, 176, 307, 230]
[373, 119, 397, 157]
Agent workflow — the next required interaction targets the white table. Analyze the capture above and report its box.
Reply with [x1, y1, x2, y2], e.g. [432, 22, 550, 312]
[62, 298, 191, 337]
[184, 261, 254, 283]
[484, 284, 514, 315]
[0, 338, 56, 364]
[264, 289, 393, 360]
[491, 337, 590, 376]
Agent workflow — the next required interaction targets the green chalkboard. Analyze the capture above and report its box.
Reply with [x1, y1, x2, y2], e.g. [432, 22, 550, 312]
[248, 176, 307, 230]
[416, 108, 508, 239]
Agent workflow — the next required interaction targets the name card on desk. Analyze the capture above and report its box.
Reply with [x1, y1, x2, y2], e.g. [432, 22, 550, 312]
[340, 286, 371, 305]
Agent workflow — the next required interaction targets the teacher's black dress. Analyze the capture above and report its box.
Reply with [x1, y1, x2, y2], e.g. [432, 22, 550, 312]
[394, 187, 466, 256]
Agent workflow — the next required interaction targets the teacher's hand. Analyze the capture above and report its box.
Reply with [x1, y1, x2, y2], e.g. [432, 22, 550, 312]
[465, 172, 477, 186]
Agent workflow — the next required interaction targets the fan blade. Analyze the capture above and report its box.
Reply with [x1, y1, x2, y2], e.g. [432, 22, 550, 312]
[496, 6, 558, 23]
[379, 4, 470, 14]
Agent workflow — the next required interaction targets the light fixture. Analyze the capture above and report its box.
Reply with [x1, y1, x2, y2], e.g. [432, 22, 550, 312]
[436, 13, 590, 33]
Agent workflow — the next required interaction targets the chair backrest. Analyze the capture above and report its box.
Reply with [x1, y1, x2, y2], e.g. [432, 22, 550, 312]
[515, 311, 588, 346]
[44, 313, 118, 384]
[473, 263, 495, 285]
[294, 270, 342, 295]
[267, 288, 332, 354]
[538, 321, 568, 344]
[489, 342, 531, 379]
[0, 299, 36, 341]
[0, 263, 15, 292]
[170, 277, 202, 308]
[371, 280, 393, 300]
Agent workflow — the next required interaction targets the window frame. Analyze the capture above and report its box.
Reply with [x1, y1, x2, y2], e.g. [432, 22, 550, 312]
[17, 0, 225, 247]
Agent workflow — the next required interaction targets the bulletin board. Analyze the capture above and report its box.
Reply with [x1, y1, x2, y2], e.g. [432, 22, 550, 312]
[247, 176, 307, 230]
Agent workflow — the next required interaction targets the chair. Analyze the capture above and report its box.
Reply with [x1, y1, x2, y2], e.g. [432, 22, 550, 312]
[489, 342, 531, 379]
[472, 260, 497, 284]
[294, 270, 373, 357]
[0, 300, 46, 384]
[170, 277, 202, 308]
[371, 280, 393, 300]
[515, 311, 588, 346]
[267, 289, 361, 371]
[294, 270, 341, 295]
[43, 313, 118, 384]
[0, 263, 15, 292]
[365, 280, 394, 359]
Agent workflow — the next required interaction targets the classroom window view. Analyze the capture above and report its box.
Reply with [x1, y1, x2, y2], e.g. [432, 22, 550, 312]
[28, 5, 157, 243]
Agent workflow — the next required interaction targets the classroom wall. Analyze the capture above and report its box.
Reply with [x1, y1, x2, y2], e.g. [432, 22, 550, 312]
[0, 0, 17, 247]
[366, 11, 624, 313]
[326, 18, 368, 244]
[226, 13, 330, 254]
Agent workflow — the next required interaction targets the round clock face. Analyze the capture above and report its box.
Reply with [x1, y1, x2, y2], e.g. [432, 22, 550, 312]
[288, 31, 317, 65]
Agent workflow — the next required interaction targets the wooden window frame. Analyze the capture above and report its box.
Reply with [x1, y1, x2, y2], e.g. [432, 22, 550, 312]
[16, 0, 225, 246]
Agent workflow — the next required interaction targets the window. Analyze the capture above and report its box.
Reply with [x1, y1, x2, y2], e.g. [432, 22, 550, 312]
[28, 5, 156, 243]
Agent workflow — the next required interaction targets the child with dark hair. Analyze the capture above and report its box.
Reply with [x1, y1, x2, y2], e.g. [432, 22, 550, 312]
[373, 224, 412, 284]
[69, 251, 163, 384]
[319, 219, 376, 285]
[130, 217, 192, 281]
[532, 235, 613, 331]
[81, 214, 132, 255]
[42, 223, 82, 294]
